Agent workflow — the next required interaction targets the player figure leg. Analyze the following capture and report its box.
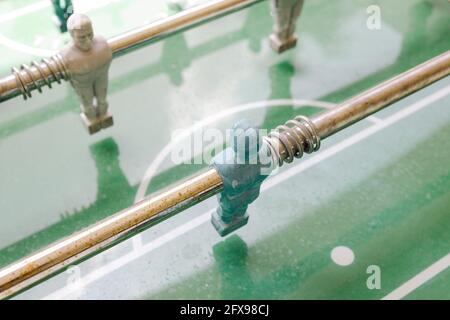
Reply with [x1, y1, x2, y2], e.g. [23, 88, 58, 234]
[94, 71, 113, 129]
[74, 83, 102, 135]
[269, 0, 305, 53]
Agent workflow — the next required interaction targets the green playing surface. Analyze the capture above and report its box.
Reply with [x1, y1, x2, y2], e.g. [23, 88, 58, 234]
[0, 0, 449, 299]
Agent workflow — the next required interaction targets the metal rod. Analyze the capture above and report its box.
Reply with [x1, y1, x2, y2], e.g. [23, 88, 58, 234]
[312, 50, 450, 139]
[0, 169, 223, 299]
[263, 50, 450, 167]
[0, 0, 262, 102]
[109, 0, 263, 55]
[0, 50, 449, 299]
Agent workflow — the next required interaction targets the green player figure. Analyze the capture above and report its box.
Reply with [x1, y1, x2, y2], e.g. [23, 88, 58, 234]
[51, 0, 74, 33]
[211, 120, 272, 236]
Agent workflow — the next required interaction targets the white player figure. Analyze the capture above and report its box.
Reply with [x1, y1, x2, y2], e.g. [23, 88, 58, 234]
[270, 0, 305, 53]
[61, 13, 113, 134]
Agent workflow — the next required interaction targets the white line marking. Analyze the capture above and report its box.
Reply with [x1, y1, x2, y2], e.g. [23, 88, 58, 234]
[42, 85, 450, 299]
[45, 99, 335, 299]
[0, 1, 49, 25]
[130, 100, 336, 251]
[382, 252, 450, 300]
[0, 34, 55, 57]
[43, 213, 211, 300]
[135, 99, 337, 203]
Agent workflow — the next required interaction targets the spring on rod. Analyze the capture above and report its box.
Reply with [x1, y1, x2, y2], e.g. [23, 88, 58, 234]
[11, 53, 69, 100]
[263, 115, 321, 167]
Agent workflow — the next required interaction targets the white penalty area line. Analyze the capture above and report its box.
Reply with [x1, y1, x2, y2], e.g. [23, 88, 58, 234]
[43, 84, 450, 300]
[131, 99, 337, 249]
[132, 99, 378, 206]
[382, 252, 450, 300]
[134, 99, 337, 203]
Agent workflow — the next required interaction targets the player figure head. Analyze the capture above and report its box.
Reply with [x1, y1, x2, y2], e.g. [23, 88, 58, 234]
[230, 119, 262, 164]
[67, 13, 94, 51]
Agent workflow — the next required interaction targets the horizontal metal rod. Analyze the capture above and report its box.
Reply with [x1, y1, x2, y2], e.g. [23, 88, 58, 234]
[312, 50, 450, 139]
[108, 0, 263, 55]
[0, 0, 262, 102]
[0, 169, 223, 299]
[0, 50, 449, 299]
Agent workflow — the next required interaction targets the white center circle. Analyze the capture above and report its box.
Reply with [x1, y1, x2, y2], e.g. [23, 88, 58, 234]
[331, 246, 355, 266]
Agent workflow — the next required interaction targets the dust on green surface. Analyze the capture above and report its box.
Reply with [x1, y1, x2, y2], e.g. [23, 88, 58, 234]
[148, 115, 450, 300]
[0, 0, 449, 299]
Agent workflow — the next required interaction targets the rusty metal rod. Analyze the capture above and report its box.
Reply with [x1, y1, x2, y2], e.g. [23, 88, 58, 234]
[0, 50, 449, 299]
[262, 50, 450, 167]
[0, 0, 263, 102]
[0, 169, 223, 299]
[312, 50, 450, 140]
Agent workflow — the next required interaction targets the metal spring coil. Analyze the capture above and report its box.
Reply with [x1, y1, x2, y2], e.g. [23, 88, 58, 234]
[263, 115, 321, 167]
[11, 53, 69, 100]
